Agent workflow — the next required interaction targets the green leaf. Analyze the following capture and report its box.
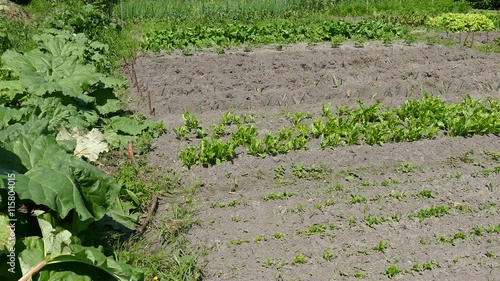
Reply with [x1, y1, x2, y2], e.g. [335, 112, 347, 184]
[101, 198, 139, 231]
[0, 134, 120, 223]
[90, 88, 123, 115]
[108, 116, 154, 136]
[18, 217, 144, 281]
[37, 270, 93, 281]
[18, 236, 45, 275]
[0, 105, 26, 129]
[1, 49, 102, 103]
[0, 80, 24, 103]
[102, 131, 135, 149]
[0, 115, 49, 144]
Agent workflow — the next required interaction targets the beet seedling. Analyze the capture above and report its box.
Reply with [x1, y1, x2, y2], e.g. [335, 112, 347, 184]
[264, 191, 292, 201]
[293, 254, 307, 264]
[323, 250, 334, 261]
[373, 240, 389, 253]
[410, 205, 451, 221]
[273, 232, 284, 240]
[349, 194, 367, 204]
[301, 224, 327, 237]
[386, 264, 401, 278]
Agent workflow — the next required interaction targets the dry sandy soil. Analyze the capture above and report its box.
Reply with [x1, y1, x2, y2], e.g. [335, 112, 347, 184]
[131, 42, 500, 280]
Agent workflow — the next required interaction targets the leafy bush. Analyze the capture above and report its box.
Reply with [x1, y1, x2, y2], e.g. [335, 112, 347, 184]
[143, 20, 407, 52]
[0, 30, 161, 281]
[426, 13, 495, 45]
[426, 13, 495, 33]
[36, 0, 121, 42]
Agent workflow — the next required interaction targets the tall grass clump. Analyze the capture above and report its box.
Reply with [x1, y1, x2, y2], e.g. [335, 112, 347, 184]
[326, 0, 470, 17]
[120, 0, 331, 23]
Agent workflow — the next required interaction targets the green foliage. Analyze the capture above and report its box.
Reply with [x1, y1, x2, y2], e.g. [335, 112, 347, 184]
[1, 133, 119, 224]
[292, 163, 329, 180]
[39, 0, 120, 41]
[143, 20, 407, 52]
[386, 264, 401, 278]
[411, 205, 452, 221]
[0, 28, 158, 281]
[178, 95, 500, 167]
[264, 190, 292, 200]
[16, 217, 143, 281]
[120, 0, 330, 22]
[293, 253, 307, 264]
[302, 224, 327, 237]
[373, 240, 389, 253]
[0, 18, 37, 54]
[179, 138, 236, 167]
[426, 13, 495, 33]
[327, 0, 469, 17]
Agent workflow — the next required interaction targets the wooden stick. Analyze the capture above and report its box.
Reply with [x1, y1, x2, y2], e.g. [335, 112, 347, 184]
[147, 91, 154, 116]
[137, 190, 158, 233]
[126, 142, 158, 232]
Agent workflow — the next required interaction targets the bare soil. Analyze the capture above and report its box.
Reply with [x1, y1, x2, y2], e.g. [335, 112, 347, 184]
[132, 43, 500, 280]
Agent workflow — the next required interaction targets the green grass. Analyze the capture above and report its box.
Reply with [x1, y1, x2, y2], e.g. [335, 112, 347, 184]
[119, 0, 470, 24]
[119, 0, 330, 23]
[0, 18, 37, 54]
[326, 0, 469, 17]
[116, 240, 201, 281]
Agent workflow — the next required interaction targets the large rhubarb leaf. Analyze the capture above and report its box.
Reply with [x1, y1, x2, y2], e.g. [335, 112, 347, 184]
[1, 49, 101, 103]
[18, 217, 144, 281]
[107, 116, 156, 136]
[90, 88, 123, 115]
[21, 96, 99, 131]
[0, 134, 120, 222]
[0, 105, 26, 128]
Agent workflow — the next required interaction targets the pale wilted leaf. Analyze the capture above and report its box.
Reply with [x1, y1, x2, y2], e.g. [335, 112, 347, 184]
[57, 127, 108, 162]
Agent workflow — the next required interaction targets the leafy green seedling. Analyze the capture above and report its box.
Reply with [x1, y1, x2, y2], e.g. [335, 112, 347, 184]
[323, 250, 334, 261]
[273, 232, 284, 240]
[349, 194, 367, 204]
[293, 254, 307, 264]
[373, 240, 389, 253]
[354, 270, 367, 278]
[417, 189, 433, 198]
[302, 224, 326, 237]
[386, 265, 401, 278]
[411, 205, 451, 221]
[264, 191, 292, 201]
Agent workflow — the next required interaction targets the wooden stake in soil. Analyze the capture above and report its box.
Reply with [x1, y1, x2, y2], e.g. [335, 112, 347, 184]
[147, 91, 154, 116]
[127, 142, 158, 233]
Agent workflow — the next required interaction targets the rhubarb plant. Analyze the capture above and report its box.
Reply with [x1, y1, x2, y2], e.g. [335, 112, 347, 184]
[0, 31, 152, 280]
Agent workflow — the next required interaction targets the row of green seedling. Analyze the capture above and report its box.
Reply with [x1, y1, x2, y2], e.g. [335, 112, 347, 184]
[178, 95, 500, 167]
